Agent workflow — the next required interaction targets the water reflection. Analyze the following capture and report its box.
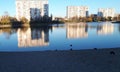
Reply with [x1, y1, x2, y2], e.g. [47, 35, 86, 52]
[0, 28, 17, 39]
[97, 23, 114, 35]
[0, 29, 2, 35]
[119, 25, 120, 32]
[66, 22, 115, 39]
[17, 27, 49, 48]
[0, 22, 120, 51]
[66, 23, 88, 39]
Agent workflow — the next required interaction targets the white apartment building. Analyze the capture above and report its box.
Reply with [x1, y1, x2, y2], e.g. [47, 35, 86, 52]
[16, 0, 49, 21]
[98, 8, 115, 18]
[67, 6, 89, 18]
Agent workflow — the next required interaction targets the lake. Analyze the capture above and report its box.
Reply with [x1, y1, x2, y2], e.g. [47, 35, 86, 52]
[0, 22, 120, 52]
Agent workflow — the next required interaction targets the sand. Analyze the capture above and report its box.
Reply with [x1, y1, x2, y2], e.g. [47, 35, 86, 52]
[0, 48, 120, 72]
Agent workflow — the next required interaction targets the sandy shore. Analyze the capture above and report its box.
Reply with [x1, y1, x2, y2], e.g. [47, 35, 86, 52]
[0, 48, 120, 72]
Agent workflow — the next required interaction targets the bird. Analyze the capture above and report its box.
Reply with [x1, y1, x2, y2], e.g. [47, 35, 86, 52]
[94, 48, 97, 50]
[70, 44, 72, 47]
[55, 49, 58, 51]
[110, 51, 115, 55]
[70, 48, 73, 51]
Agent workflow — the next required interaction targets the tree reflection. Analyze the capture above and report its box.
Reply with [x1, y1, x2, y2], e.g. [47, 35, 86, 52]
[0, 28, 17, 39]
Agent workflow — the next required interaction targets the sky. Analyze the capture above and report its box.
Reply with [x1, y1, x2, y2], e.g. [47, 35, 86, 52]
[0, 0, 120, 17]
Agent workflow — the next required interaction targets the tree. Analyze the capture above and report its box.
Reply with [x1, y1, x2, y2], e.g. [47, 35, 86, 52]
[101, 17, 106, 21]
[82, 17, 86, 22]
[107, 16, 112, 21]
[97, 17, 102, 21]
[78, 17, 82, 22]
[71, 16, 78, 22]
[86, 17, 93, 22]
[112, 17, 117, 21]
[20, 17, 28, 23]
[117, 15, 120, 21]
[91, 15, 97, 22]
[0, 16, 11, 24]
[10, 17, 17, 22]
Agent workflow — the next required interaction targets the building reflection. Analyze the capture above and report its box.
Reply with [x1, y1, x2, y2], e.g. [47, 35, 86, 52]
[0, 29, 2, 35]
[66, 23, 88, 39]
[17, 27, 49, 48]
[119, 25, 120, 32]
[97, 23, 114, 35]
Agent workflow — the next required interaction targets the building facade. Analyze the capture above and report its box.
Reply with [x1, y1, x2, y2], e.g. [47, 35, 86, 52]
[98, 8, 115, 18]
[16, 0, 49, 21]
[67, 6, 89, 18]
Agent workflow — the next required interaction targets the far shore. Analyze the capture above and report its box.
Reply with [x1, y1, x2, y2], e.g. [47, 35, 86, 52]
[0, 21, 120, 28]
[0, 22, 63, 28]
[0, 47, 120, 72]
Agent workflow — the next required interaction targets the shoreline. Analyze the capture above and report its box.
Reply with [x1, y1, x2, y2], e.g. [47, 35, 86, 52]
[0, 47, 120, 72]
[1, 21, 119, 28]
[0, 47, 120, 53]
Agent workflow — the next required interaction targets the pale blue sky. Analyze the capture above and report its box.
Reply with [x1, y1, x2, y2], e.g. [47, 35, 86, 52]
[0, 0, 120, 17]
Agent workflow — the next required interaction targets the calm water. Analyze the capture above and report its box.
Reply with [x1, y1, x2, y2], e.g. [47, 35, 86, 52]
[0, 22, 120, 52]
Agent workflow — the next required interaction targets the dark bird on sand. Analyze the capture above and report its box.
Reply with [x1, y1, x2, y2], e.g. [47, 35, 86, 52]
[110, 51, 115, 55]
[70, 44, 72, 47]
[94, 48, 97, 50]
[70, 48, 73, 51]
[55, 49, 58, 51]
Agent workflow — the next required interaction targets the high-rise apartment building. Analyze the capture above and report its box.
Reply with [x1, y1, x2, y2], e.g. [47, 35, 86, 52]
[98, 8, 115, 18]
[67, 6, 89, 18]
[16, 0, 49, 21]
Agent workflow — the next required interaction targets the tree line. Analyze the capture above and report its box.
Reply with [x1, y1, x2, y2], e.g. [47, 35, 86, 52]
[64, 14, 120, 23]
